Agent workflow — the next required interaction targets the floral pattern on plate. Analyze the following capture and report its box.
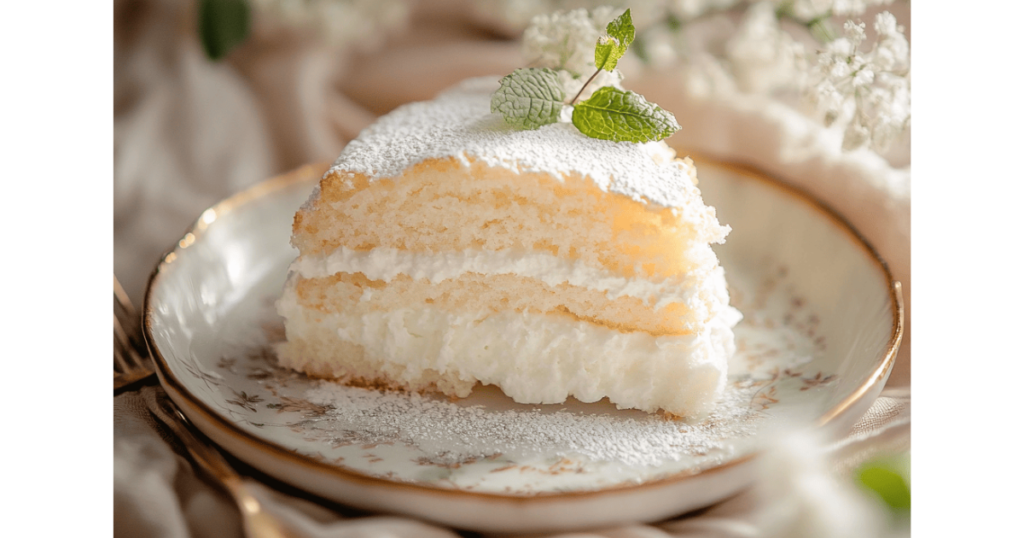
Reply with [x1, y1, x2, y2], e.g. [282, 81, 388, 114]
[175, 254, 836, 494]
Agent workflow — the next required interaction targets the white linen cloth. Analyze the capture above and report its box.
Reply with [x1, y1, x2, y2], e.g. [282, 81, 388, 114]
[114, 1, 910, 536]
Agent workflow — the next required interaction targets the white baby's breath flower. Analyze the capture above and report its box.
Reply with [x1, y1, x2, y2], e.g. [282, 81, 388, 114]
[558, 67, 624, 102]
[786, 0, 835, 20]
[726, 1, 805, 93]
[843, 19, 866, 46]
[842, 117, 871, 151]
[481, 0, 562, 30]
[681, 51, 737, 97]
[668, 0, 742, 21]
[522, 7, 618, 76]
[639, 24, 685, 67]
[521, 7, 626, 100]
[485, 0, 911, 155]
[852, 68, 874, 87]
[872, 11, 909, 72]
[807, 78, 845, 126]
[804, 11, 910, 152]
[755, 432, 888, 538]
[774, 0, 895, 20]
[250, 0, 408, 50]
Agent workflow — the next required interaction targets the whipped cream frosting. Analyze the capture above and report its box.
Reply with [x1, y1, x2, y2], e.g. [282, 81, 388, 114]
[292, 246, 725, 311]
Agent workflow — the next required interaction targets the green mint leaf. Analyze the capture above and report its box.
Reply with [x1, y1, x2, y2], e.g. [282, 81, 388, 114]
[198, 0, 251, 61]
[491, 68, 566, 130]
[594, 37, 625, 72]
[595, 9, 635, 71]
[572, 86, 680, 142]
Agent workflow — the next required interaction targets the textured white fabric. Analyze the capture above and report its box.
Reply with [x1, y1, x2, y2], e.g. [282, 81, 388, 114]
[114, 386, 909, 538]
[113, 1, 910, 536]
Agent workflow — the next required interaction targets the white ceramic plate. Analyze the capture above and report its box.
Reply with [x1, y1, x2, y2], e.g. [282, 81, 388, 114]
[144, 160, 902, 533]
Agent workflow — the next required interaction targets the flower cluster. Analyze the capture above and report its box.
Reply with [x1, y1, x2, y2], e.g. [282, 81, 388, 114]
[504, 0, 910, 154]
[776, 0, 894, 20]
[666, 0, 743, 21]
[521, 7, 625, 102]
[726, 1, 806, 94]
[804, 13, 910, 151]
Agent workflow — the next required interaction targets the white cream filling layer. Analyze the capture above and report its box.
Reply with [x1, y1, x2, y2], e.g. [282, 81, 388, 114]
[277, 275, 741, 416]
[291, 246, 723, 311]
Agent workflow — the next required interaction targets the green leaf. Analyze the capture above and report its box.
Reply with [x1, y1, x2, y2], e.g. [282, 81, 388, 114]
[856, 456, 911, 513]
[594, 9, 635, 72]
[491, 68, 566, 130]
[808, 17, 838, 43]
[572, 86, 679, 142]
[198, 0, 251, 61]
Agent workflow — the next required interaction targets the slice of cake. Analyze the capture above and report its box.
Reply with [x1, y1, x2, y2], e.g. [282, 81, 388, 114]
[276, 78, 740, 417]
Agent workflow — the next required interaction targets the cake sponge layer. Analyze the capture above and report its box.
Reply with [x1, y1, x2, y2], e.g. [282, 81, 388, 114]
[295, 269, 724, 336]
[293, 157, 728, 281]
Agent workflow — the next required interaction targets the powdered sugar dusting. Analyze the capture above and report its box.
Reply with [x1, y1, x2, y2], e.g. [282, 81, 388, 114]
[326, 77, 707, 210]
[302, 381, 761, 468]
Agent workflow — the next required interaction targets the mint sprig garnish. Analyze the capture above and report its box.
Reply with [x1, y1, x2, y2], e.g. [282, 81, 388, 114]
[572, 86, 680, 142]
[492, 9, 679, 143]
[594, 8, 634, 72]
[491, 68, 566, 130]
[571, 8, 636, 104]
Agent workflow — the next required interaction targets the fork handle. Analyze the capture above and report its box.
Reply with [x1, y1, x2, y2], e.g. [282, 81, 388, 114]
[148, 391, 294, 538]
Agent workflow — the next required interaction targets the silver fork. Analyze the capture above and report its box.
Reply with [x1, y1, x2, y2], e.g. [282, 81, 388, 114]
[114, 276, 293, 538]
[114, 276, 153, 391]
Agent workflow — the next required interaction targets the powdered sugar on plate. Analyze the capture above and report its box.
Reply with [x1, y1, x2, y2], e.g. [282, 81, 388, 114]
[302, 380, 761, 469]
